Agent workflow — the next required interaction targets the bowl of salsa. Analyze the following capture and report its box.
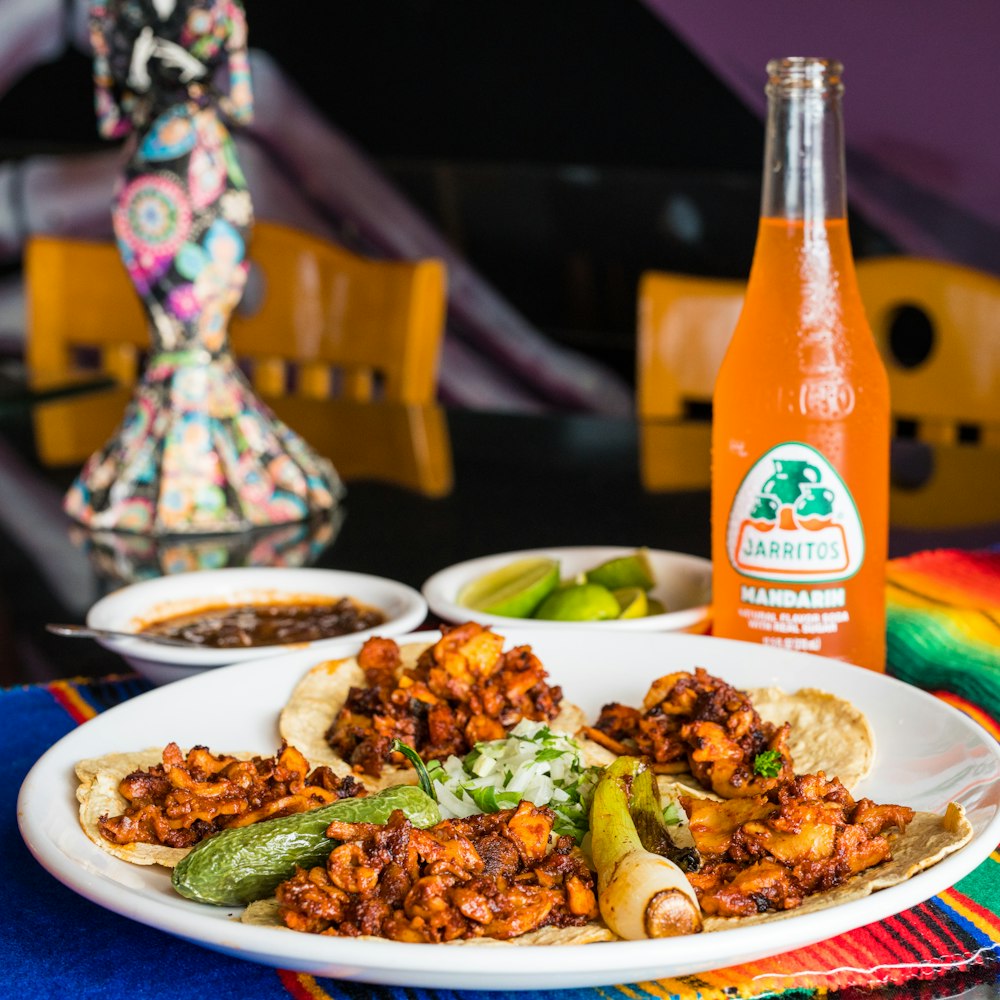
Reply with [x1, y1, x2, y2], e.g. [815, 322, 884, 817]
[85, 567, 428, 684]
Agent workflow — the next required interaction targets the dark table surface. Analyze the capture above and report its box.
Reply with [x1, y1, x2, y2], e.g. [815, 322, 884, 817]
[1, 394, 998, 686]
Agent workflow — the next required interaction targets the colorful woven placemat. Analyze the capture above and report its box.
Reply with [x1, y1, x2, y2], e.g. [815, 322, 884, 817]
[887, 548, 1000, 724]
[8, 549, 1000, 998]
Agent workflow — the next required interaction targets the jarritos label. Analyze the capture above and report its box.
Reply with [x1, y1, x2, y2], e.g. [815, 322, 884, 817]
[726, 442, 864, 583]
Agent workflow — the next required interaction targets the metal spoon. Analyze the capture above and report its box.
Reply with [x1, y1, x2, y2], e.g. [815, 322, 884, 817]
[46, 623, 204, 648]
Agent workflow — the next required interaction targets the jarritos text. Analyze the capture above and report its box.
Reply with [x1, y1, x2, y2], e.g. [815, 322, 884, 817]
[726, 442, 864, 584]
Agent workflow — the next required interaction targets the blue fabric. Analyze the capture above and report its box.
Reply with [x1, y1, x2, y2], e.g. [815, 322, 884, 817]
[5, 679, 287, 1000]
[7, 677, 591, 1000]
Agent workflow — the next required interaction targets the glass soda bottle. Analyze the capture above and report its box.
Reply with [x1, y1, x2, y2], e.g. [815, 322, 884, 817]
[710, 57, 890, 671]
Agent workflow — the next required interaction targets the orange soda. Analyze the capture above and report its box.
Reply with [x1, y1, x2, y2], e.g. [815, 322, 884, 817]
[710, 59, 890, 671]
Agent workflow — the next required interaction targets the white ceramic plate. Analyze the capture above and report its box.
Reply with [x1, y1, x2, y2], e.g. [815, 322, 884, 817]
[18, 629, 1000, 990]
[85, 567, 427, 684]
[422, 546, 712, 632]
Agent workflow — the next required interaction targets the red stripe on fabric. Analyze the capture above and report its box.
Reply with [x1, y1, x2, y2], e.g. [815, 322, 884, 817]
[864, 917, 929, 963]
[819, 916, 964, 990]
[810, 934, 864, 971]
[277, 970, 319, 999]
[782, 928, 884, 983]
[805, 925, 880, 974]
[47, 682, 94, 725]
[889, 911, 951, 962]
[838, 921, 899, 965]
[889, 550, 1000, 605]
[895, 905, 965, 963]
[919, 898, 984, 955]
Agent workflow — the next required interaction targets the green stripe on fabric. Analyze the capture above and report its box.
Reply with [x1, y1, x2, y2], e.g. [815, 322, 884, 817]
[956, 852, 1000, 913]
[887, 609, 1000, 719]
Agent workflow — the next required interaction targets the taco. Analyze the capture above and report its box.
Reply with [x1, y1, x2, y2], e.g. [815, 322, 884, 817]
[582, 667, 875, 800]
[241, 799, 616, 945]
[678, 777, 973, 930]
[76, 742, 365, 867]
[76, 749, 190, 867]
[279, 623, 588, 791]
[586, 754, 972, 941]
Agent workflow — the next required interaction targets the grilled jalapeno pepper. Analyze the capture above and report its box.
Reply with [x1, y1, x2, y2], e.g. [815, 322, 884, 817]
[171, 783, 440, 906]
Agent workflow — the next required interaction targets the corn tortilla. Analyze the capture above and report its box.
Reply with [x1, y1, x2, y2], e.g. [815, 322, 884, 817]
[76, 748, 265, 867]
[752, 685, 875, 789]
[278, 640, 589, 791]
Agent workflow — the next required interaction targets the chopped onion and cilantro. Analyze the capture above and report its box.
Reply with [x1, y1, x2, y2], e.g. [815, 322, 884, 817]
[425, 720, 601, 843]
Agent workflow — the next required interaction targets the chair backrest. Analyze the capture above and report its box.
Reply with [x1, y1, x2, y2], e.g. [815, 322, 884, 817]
[856, 256, 1000, 444]
[636, 271, 745, 420]
[25, 222, 448, 466]
[638, 258, 1000, 444]
[25, 237, 149, 392]
[231, 221, 447, 405]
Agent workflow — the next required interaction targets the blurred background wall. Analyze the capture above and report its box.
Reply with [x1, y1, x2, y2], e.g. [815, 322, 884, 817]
[7, 0, 988, 403]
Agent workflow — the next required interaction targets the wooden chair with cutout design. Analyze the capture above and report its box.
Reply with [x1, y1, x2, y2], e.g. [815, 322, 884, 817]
[24, 220, 452, 495]
[636, 259, 1000, 522]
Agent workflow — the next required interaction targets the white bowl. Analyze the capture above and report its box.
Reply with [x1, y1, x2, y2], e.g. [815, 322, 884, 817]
[422, 546, 711, 632]
[86, 567, 427, 684]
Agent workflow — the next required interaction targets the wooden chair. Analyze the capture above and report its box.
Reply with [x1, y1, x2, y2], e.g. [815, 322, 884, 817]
[637, 259, 1000, 520]
[231, 221, 446, 405]
[635, 271, 741, 491]
[636, 271, 744, 420]
[856, 256, 1000, 446]
[638, 419, 712, 492]
[638, 259, 1000, 442]
[24, 222, 451, 493]
[889, 438, 1000, 530]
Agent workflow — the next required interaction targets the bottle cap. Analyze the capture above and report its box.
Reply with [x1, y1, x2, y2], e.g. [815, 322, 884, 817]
[766, 57, 843, 96]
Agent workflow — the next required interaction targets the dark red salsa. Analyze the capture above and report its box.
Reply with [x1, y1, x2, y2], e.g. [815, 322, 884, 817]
[138, 598, 385, 648]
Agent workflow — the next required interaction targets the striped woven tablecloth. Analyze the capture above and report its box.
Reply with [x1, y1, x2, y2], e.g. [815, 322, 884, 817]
[887, 548, 1000, 724]
[7, 548, 1000, 999]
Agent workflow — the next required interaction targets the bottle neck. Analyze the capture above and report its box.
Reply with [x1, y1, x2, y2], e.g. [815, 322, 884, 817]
[760, 58, 847, 224]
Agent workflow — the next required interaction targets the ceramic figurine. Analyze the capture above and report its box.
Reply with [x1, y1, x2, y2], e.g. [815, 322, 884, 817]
[65, 0, 342, 534]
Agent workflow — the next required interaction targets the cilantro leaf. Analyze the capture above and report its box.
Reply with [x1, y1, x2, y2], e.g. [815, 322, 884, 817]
[753, 749, 784, 778]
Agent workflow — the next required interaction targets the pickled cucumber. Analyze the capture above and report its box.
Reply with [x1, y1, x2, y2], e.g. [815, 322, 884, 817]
[171, 784, 440, 906]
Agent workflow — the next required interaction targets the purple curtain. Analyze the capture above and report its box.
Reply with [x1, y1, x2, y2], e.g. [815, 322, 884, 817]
[644, 0, 1000, 276]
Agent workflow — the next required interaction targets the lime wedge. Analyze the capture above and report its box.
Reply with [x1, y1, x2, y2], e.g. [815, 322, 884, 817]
[613, 586, 648, 619]
[585, 549, 656, 591]
[533, 582, 620, 621]
[458, 558, 560, 618]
